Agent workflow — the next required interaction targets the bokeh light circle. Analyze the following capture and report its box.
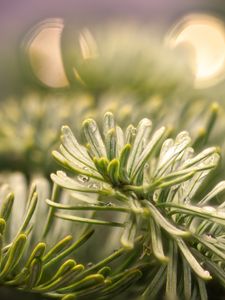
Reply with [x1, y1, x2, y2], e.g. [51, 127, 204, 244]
[167, 14, 225, 88]
[23, 18, 69, 88]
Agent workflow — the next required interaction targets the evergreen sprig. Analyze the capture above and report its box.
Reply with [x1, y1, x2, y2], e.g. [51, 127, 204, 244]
[0, 173, 146, 300]
[51, 112, 225, 299]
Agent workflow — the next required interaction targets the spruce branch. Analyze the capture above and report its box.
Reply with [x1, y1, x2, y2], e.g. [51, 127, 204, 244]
[0, 173, 145, 300]
[51, 112, 225, 299]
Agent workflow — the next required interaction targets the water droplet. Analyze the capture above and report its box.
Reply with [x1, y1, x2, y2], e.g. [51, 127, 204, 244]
[77, 174, 89, 183]
[204, 234, 216, 242]
[87, 262, 93, 268]
[88, 182, 101, 190]
[204, 206, 216, 213]
[83, 166, 90, 171]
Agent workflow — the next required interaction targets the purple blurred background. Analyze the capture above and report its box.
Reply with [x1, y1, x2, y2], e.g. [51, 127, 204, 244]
[1, 0, 225, 97]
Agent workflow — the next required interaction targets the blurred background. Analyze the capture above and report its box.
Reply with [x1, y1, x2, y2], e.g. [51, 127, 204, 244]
[1, 0, 225, 176]
[1, 0, 225, 98]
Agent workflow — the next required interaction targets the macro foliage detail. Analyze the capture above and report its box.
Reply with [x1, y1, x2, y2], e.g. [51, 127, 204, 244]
[50, 112, 225, 299]
[0, 174, 144, 300]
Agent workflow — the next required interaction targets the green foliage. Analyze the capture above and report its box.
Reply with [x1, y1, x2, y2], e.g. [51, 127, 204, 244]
[0, 94, 93, 174]
[1, 90, 224, 179]
[1, 22, 225, 300]
[50, 113, 225, 299]
[0, 173, 146, 300]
